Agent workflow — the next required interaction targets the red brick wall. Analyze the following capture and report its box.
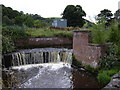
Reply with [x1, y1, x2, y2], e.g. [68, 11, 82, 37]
[15, 37, 72, 48]
[73, 31, 106, 67]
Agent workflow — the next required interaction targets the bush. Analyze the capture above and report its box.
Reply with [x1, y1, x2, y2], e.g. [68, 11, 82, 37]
[2, 25, 27, 53]
[2, 36, 15, 53]
[91, 21, 110, 44]
[99, 45, 119, 69]
[2, 25, 27, 40]
[97, 71, 111, 86]
[107, 66, 120, 76]
[109, 22, 120, 56]
[109, 22, 120, 45]
[97, 66, 120, 87]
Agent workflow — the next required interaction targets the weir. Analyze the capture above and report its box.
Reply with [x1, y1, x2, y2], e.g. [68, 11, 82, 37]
[3, 48, 73, 67]
[2, 49, 100, 89]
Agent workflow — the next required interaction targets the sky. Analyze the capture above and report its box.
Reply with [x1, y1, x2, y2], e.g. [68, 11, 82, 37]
[0, 0, 120, 22]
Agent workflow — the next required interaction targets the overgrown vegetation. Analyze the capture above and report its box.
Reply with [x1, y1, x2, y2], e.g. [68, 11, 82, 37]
[2, 26, 27, 53]
[97, 66, 120, 87]
[91, 19, 120, 86]
[2, 4, 120, 88]
[2, 26, 73, 53]
[26, 28, 73, 38]
[91, 19, 111, 44]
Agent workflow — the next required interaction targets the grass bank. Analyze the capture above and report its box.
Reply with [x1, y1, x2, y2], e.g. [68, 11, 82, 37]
[25, 28, 73, 38]
[97, 66, 120, 87]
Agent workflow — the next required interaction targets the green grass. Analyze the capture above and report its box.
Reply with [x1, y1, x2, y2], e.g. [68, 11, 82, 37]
[25, 28, 73, 38]
[91, 29, 111, 44]
[97, 66, 120, 87]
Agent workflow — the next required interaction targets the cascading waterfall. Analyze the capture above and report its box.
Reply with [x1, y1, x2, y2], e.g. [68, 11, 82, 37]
[8, 48, 73, 67]
[2, 48, 100, 89]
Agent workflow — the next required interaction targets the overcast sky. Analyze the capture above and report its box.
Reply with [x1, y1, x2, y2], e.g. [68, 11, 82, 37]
[0, 0, 120, 22]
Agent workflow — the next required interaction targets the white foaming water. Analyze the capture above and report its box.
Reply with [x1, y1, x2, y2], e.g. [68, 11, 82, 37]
[13, 62, 73, 88]
[12, 62, 71, 70]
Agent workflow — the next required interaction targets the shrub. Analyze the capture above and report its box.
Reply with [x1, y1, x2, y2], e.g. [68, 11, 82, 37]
[109, 22, 120, 45]
[97, 71, 111, 87]
[107, 66, 120, 76]
[91, 20, 110, 44]
[109, 22, 120, 56]
[2, 25, 27, 40]
[97, 66, 120, 87]
[2, 36, 15, 53]
[2, 25, 27, 53]
[99, 45, 119, 69]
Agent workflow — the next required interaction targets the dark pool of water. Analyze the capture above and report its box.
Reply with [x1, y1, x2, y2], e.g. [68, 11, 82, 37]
[3, 63, 100, 89]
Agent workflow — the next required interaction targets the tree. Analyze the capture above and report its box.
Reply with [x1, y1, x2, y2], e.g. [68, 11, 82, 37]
[2, 5, 20, 19]
[2, 5, 21, 25]
[97, 9, 113, 26]
[15, 14, 34, 27]
[24, 15, 34, 27]
[62, 5, 86, 27]
[15, 15, 25, 26]
[32, 14, 43, 20]
[2, 16, 14, 25]
[114, 9, 120, 22]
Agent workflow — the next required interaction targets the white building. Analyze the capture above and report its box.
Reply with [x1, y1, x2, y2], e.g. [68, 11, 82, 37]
[52, 19, 67, 28]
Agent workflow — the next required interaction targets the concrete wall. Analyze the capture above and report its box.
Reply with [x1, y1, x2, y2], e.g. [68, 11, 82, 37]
[73, 31, 107, 68]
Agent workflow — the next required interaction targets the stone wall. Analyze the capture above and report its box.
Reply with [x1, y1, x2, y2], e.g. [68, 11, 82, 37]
[15, 37, 72, 48]
[73, 30, 107, 67]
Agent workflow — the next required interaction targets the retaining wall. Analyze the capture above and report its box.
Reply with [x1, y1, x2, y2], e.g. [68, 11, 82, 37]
[15, 37, 72, 48]
[73, 31, 107, 67]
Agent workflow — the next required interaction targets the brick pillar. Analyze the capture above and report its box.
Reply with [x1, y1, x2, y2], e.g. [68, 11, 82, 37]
[73, 30, 102, 68]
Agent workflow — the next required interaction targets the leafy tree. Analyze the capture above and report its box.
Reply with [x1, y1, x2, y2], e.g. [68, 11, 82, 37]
[24, 15, 34, 27]
[114, 9, 120, 22]
[2, 5, 21, 26]
[2, 5, 51, 27]
[97, 9, 113, 26]
[31, 14, 43, 20]
[2, 5, 20, 19]
[15, 15, 25, 26]
[15, 14, 34, 27]
[2, 16, 14, 25]
[62, 5, 86, 27]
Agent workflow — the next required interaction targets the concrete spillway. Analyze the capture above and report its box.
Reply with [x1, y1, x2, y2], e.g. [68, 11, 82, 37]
[3, 48, 73, 67]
